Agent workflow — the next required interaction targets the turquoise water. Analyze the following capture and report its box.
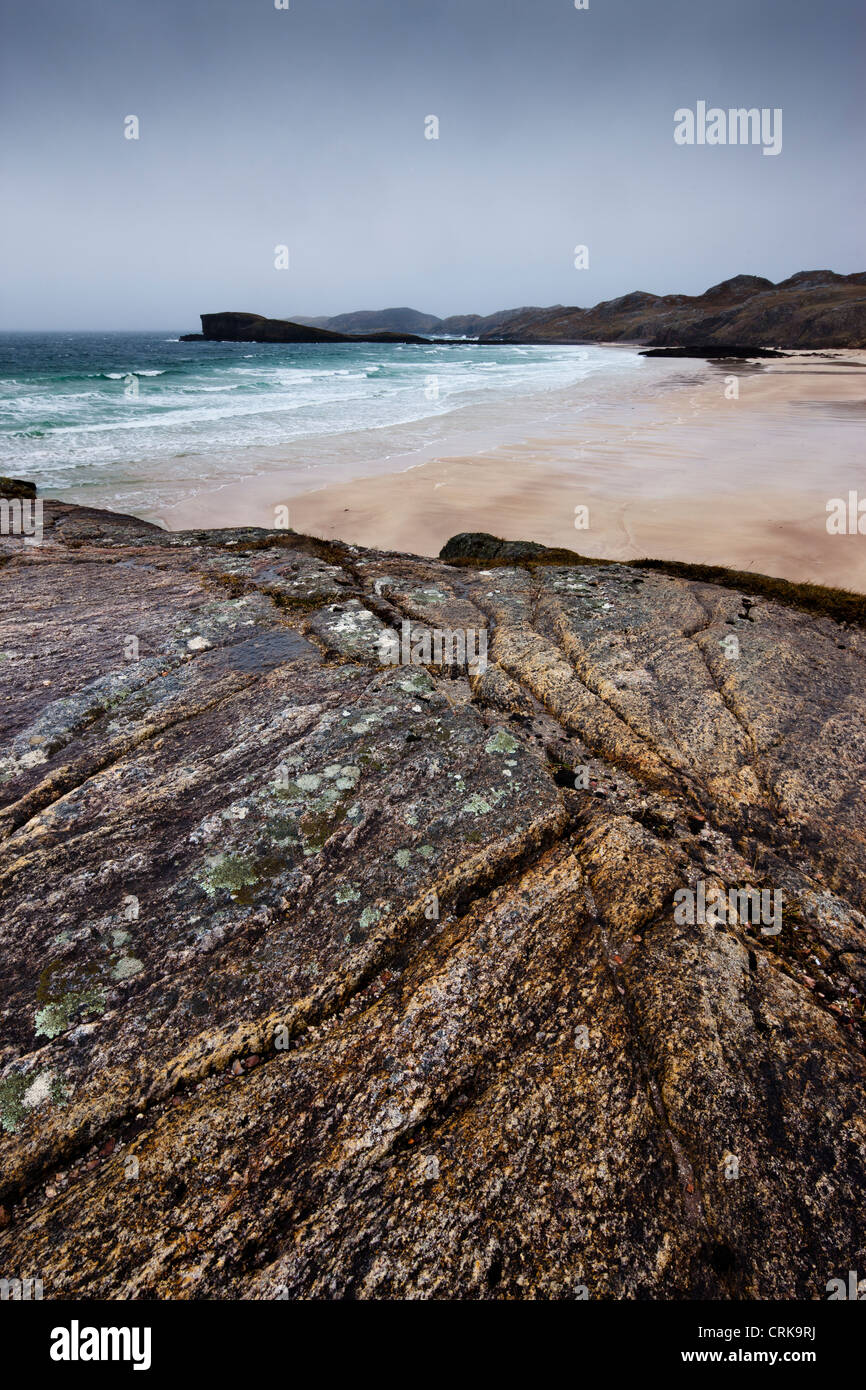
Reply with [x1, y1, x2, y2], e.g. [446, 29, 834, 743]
[0, 332, 644, 516]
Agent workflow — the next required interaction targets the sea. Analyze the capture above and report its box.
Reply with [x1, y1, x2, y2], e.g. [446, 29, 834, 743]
[0, 332, 647, 525]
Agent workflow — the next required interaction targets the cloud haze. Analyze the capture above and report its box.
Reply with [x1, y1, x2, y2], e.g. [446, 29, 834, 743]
[1, 0, 864, 328]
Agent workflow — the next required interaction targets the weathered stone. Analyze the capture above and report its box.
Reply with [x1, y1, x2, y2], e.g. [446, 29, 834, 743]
[0, 500, 864, 1299]
[0, 478, 37, 500]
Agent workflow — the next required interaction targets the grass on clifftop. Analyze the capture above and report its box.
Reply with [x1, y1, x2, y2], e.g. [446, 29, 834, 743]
[437, 533, 866, 629]
[635, 557, 866, 629]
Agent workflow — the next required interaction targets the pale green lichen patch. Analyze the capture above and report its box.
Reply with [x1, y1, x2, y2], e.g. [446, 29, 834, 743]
[485, 729, 519, 755]
[350, 715, 378, 734]
[399, 672, 435, 696]
[200, 844, 299, 902]
[1, 1065, 73, 1130]
[35, 987, 106, 1039]
[462, 793, 492, 816]
[395, 843, 435, 869]
[295, 773, 322, 792]
[348, 702, 400, 728]
[263, 760, 363, 858]
[410, 588, 448, 604]
[335, 884, 360, 903]
[199, 852, 260, 898]
[0, 1074, 28, 1133]
[112, 956, 144, 982]
[34, 927, 144, 1041]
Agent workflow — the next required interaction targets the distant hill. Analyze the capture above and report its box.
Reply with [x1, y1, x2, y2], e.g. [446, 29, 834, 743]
[289, 306, 540, 337]
[290, 273, 866, 347]
[479, 271, 866, 348]
[186, 272, 866, 349]
[439, 307, 551, 337]
[311, 307, 443, 335]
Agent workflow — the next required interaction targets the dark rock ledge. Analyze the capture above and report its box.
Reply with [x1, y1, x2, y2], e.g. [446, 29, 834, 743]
[0, 497, 864, 1298]
[180, 311, 433, 346]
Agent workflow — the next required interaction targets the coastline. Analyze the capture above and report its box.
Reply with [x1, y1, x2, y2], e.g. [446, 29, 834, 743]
[157, 348, 866, 592]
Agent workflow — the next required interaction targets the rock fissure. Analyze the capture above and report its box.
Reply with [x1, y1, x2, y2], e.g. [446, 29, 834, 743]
[1, 502, 864, 1298]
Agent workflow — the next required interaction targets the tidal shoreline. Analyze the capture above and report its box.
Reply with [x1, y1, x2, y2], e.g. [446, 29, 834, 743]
[158, 349, 866, 593]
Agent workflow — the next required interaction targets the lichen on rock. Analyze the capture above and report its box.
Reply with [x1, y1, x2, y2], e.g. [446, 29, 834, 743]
[0, 499, 864, 1299]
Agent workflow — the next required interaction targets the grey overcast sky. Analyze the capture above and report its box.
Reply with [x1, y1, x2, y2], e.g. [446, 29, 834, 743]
[1, 0, 864, 328]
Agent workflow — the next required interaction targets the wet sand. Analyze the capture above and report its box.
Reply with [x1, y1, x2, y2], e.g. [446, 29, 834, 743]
[163, 350, 866, 592]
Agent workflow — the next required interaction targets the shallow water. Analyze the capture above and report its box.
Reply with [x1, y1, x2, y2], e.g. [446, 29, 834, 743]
[0, 332, 647, 516]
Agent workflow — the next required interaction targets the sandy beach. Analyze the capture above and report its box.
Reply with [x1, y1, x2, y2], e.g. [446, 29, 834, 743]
[161, 349, 866, 592]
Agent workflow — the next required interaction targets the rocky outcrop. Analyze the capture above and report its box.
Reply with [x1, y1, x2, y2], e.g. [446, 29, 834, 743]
[480, 270, 866, 348]
[205, 272, 866, 349]
[0, 478, 37, 500]
[181, 312, 431, 346]
[640, 346, 785, 359]
[1, 504, 864, 1299]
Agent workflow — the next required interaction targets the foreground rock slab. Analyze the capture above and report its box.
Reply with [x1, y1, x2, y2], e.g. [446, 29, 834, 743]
[0, 502, 864, 1299]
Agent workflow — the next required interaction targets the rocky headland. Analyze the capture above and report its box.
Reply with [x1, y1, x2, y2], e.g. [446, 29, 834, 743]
[180, 311, 431, 346]
[0, 488, 865, 1298]
[202, 270, 866, 350]
[481, 271, 866, 348]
